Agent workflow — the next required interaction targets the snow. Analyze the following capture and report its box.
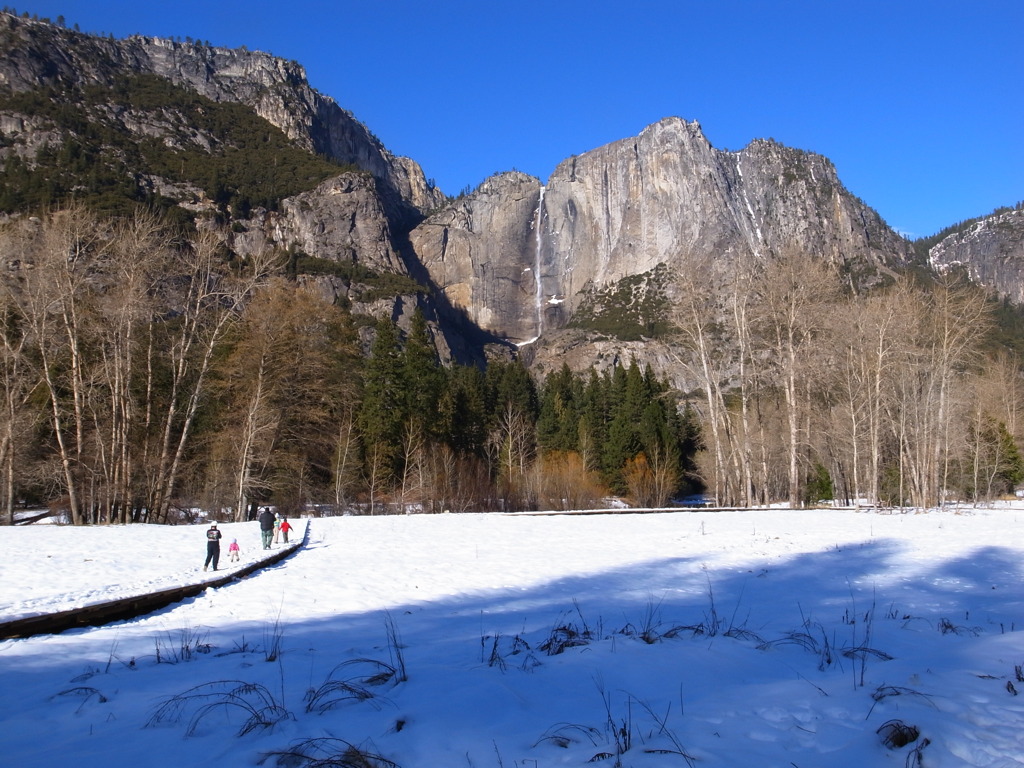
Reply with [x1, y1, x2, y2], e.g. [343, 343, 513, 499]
[2, 506, 1024, 767]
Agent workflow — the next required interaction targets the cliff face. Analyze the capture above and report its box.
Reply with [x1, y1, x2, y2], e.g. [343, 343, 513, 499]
[929, 209, 1024, 303]
[410, 117, 913, 346]
[0, 13, 443, 221]
[262, 173, 403, 275]
[410, 172, 544, 342]
[0, 12, 469, 358]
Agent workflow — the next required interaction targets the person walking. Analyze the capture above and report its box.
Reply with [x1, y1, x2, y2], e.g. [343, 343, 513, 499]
[279, 517, 293, 543]
[258, 507, 275, 549]
[203, 521, 222, 571]
[273, 513, 282, 545]
[228, 538, 240, 562]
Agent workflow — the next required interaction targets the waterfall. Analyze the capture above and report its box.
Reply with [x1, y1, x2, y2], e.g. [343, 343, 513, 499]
[533, 185, 546, 340]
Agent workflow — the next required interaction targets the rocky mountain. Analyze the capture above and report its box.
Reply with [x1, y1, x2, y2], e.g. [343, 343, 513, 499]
[409, 117, 915, 381]
[927, 207, 1024, 304]
[0, 12, 443, 223]
[1, 12, 1019, 384]
[0, 12, 477, 360]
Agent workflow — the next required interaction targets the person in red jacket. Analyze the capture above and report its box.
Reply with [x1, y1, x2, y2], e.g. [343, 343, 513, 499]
[279, 517, 293, 543]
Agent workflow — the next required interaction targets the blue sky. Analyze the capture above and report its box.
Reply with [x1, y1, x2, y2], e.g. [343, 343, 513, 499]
[12, 0, 1023, 238]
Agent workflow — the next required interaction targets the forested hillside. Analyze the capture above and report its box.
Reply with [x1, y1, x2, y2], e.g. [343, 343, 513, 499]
[0, 73, 351, 218]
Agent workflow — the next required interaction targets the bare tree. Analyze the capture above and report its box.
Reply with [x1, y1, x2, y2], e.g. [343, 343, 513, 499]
[0, 222, 43, 524]
[399, 420, 427, 513]
[753, 250, 840, 508]
[490, 401, 535, 511]
[726, 251, 763, 506]
[333, 403, 361, 513]
[621, 444, 679, 508]
[531, 451, 606, 510]
[965, 353, 1024, 502]
[363, 440, 391, 515]
[90, 210, 168, 523]
[976, 351, 1024, 442]
[906, 278, 990, 508]
[829, 280, 915, 507]
[14, 207, 110, 524]
[145, 234, 276, 522]
[669, 252, 736, 505]
[426, 442, 458, 514]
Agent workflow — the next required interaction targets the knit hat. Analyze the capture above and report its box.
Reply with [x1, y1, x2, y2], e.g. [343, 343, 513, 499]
[211, 521, 217, 526]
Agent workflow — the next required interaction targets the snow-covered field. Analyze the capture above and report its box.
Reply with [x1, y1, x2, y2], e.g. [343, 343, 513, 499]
[1, 506, 1023, 767]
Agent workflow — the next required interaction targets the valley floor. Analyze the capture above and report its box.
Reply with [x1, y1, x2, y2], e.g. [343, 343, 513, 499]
[1, 506, 1023, 767]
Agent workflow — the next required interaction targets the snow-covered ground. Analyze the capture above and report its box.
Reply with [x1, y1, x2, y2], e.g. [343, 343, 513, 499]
[1, 506, 1023, 767]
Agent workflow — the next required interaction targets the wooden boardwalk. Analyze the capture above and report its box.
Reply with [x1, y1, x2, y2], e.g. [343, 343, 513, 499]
[0, 523, 307, 640]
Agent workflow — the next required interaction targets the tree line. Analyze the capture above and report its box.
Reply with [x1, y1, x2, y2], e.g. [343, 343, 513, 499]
[355, 313, 699, 516]
[670, 248, 1024, 509]
[3, 207, 1019, 524]
[0, 207, 698, 525]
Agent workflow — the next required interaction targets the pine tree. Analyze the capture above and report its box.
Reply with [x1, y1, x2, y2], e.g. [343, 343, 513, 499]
[537, 363, 581, 454]
[437, 364, 488, 457]
[401, 308, 444, 437]
[358, 316, 406, 487]
[997, 423, 1024, 492]
[485, 360, 539, 426]
[578, 369, 611, 474]
[603, 360, 647, 491]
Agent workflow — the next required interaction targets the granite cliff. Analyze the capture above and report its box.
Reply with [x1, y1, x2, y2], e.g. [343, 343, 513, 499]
[0, 12, 443, 224]
[410, 117, 913, 356]
[928, 207, 1024, 304]
[0, 12, 468, 357]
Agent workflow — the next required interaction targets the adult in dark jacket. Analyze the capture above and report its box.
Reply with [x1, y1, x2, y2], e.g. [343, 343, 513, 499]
[204, 521, 222, 571]
[258, 507, 275, 549]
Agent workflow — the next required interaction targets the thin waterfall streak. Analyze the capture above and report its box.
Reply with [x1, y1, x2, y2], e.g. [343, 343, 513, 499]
[736, 157, 764, 259]
[534, 185, 545, 338]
